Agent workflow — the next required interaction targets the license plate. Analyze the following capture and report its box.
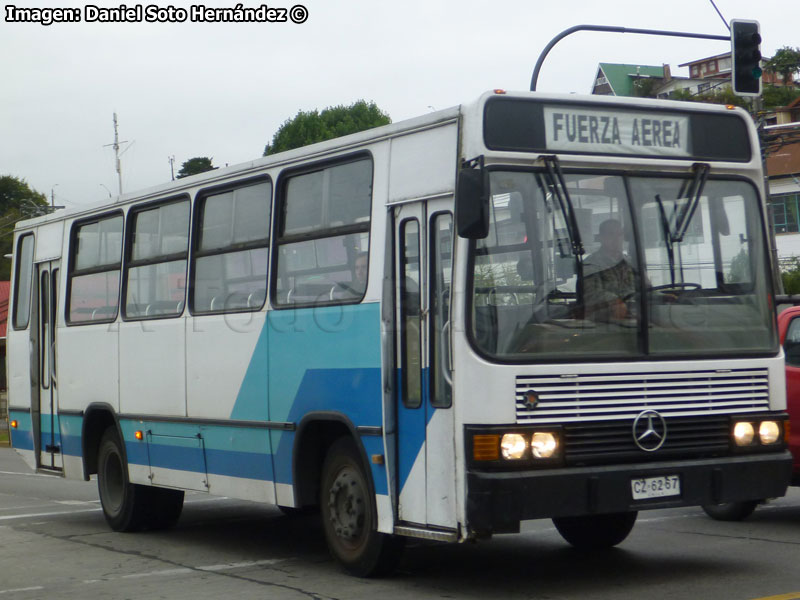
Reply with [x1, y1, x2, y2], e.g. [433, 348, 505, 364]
[631, 475, 681, 500]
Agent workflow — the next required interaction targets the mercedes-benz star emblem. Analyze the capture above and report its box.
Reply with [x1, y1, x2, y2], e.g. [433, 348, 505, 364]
[632, 410, 667, 452]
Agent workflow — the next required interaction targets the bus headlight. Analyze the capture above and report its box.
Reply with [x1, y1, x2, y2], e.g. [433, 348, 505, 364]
[733, 422, 755, 446]
[531, 432, 558, 458]
[759, 421, 781, 445]
[501, 434, 528, 460]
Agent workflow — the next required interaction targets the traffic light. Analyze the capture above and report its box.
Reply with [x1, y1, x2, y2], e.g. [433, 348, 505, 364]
[730, 19, 762, 97]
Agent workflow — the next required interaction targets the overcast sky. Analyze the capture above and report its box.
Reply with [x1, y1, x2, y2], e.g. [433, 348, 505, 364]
[1, 0, 797, 208]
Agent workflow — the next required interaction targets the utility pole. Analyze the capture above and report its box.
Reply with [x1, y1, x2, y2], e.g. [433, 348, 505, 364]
[168, 155, 176, 180]
[104, 113, 129, 196]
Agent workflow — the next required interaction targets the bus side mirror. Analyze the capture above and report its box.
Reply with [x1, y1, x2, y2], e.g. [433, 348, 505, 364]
[456, 167, 490, 239]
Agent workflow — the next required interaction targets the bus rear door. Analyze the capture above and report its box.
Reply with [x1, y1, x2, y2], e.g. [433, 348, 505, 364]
[35, 260, 62, 470]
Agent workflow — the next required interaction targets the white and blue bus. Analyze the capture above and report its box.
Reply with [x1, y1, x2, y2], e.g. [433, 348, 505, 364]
[8, 90, 793, 576]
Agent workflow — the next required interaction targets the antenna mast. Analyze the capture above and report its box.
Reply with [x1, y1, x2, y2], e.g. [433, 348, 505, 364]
[104, 112, 129, 196]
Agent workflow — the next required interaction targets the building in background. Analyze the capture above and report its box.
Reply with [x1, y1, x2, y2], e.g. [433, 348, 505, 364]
[765, 117, 800, 264]
[593, 55, 800, 264]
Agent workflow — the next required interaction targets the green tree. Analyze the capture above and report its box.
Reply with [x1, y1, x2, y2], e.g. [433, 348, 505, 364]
[632, 77, 662, 98]
[264, 100, 391, 156]
[0, 175, 49, 279]
[669, 86, 750, 109]
[765, 47, 800, 86]
[763, 85, 800, 110]
[177, 157, 216, 179]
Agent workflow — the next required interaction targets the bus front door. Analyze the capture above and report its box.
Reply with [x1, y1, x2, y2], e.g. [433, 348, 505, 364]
[393, 201, 456, 531]
[36, 261, 61, 470]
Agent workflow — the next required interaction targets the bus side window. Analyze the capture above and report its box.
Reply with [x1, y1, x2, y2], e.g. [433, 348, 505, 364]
[125, 199, 190, 319]
[273, 157, 372, 307]
[13, 233, 35, 330]
[192, 180, 271, 314]
[67, 214, 123, 324]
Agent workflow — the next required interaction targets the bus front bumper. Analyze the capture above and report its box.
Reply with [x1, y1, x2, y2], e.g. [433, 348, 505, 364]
[465, 451, 793, 534]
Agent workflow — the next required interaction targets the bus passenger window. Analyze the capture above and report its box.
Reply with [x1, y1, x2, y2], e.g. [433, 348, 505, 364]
[193, 181, 271, 313]
[274, 158, 372, 306]
[68, 214, 123, 324]
[125, 199, 189, 319]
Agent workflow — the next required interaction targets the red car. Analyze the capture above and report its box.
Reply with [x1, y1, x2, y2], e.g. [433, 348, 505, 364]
[779, 305, 800, 478]
[703, 304, 800, 521]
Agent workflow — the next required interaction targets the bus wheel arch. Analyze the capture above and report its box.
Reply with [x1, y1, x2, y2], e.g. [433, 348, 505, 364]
[95, 423, 184, 532]
[82, 403, 122, 480]
[292, 414, 360, 509]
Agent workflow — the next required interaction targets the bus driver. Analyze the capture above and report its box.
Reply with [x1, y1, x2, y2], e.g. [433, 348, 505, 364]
[583, 219, 637, 321]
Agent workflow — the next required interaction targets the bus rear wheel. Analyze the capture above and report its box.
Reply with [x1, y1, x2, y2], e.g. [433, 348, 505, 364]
[553, 511, 638, 549]
[320, 438, 404, 577]
[96, 428, 184, 531]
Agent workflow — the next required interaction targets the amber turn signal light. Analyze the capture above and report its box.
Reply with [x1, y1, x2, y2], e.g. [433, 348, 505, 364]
[473, 434, 500, 461]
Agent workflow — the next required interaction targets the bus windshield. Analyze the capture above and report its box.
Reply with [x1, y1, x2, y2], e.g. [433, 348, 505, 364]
[469, 169, 776, 360]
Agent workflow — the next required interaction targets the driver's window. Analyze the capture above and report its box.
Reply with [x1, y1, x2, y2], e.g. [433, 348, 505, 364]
[565, 175, 638, 324]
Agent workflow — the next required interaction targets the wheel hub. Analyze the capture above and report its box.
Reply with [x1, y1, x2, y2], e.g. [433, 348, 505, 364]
[327, 469, 365, 541]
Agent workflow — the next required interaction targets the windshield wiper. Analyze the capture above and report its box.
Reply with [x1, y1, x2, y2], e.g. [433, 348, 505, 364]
[655, 194, 677, 287]
[654, 163, 710, 287]
[542, 155, 584, 256]
[672, 163, 709, 243]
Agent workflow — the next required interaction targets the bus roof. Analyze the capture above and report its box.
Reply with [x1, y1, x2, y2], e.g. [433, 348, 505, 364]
[15, 90, 757, 232]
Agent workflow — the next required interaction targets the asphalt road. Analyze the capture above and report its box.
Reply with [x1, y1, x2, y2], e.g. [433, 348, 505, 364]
[2, 445, 800, 600]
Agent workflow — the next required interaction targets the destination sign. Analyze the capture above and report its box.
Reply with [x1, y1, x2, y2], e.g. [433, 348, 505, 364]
[482, 96, 752, 162]
[543, 106, 689, 157]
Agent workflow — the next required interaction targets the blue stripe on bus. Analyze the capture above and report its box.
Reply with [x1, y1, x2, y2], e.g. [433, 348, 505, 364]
[118, 419, 274, 480]
[8, 410, 34, 451]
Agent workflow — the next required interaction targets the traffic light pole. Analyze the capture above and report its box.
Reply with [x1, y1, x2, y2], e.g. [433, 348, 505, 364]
[530, 25, 729, 92]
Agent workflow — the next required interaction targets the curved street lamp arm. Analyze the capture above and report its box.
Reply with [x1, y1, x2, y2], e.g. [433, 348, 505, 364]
[530, 24, 730, 91]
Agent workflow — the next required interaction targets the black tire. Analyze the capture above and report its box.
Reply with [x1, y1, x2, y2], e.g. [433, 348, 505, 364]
[701, 501, 759, 521]
[96, 428, 184, 531]
[320, 438, 404, 577]
[553, 512, 638, 549]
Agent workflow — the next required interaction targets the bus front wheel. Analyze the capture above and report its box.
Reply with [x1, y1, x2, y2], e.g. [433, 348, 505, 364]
[320, 438, 404, 577]
[553, 511, 638, 549]
[701, 501, 759, 521]
[96, 428, 184, 531]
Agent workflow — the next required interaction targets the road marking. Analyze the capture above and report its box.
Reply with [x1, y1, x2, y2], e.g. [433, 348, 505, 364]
[114, 559, 286, 580]
[0, 470, 54, 478]
[0, 508, 101, 521]
[198, 559, 285, 571]
[749, 594, 800, 600]
[0, 587, 45, 595]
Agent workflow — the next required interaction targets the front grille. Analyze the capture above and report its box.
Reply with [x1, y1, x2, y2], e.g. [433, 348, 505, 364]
[562, 416, 730, 466]
[516, 368, 769, 424]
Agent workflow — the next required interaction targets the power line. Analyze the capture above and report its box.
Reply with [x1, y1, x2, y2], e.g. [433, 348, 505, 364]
[708, 0, 731, 32]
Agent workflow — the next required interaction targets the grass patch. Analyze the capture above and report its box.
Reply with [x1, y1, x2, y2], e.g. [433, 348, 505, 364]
[0, 429, 9, 446]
